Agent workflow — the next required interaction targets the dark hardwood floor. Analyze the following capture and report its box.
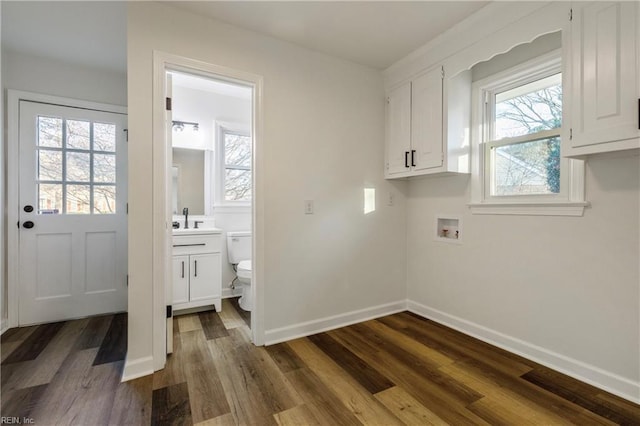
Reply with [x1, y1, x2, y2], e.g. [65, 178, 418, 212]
[2, 299, 639, 425]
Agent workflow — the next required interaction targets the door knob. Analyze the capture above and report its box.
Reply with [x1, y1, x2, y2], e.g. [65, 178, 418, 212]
[22, 221, 34, 229]
[23, 205, 34, 213]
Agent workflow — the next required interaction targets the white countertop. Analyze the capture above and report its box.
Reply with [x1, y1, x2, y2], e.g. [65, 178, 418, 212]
[173, 227, 222, 236]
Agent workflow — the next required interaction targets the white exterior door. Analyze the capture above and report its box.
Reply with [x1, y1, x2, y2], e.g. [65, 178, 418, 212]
[411, 67, 444, 171]
[18, 100, 127, 325]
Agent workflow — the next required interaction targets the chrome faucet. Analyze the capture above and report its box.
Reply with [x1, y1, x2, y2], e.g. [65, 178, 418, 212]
[183, 207, 189, 229]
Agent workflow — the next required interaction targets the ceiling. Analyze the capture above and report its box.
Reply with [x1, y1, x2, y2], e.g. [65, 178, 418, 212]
[1, 1, 489, 73]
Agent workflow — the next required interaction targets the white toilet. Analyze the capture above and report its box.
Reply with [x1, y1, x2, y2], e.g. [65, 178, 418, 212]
[226, 231, 252, 311]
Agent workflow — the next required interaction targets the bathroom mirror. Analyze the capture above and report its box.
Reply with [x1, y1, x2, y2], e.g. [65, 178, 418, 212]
[172, 147, 206, 215]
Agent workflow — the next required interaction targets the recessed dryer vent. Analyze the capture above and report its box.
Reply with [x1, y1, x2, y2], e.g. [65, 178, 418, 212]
[436, 215, 462, 243]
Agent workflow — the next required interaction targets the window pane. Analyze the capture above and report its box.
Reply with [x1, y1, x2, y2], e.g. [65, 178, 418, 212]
[225, 169, 251, 201]
[38, 149, 62, 181]
[93, 185, 116, 214]
[66, 184, 90, 214]
[495, 73, 562, 139]
[224, 133, 251, 167]
[492, 136, 560, 196]
[94, 153, 116, 183]
[38, 116, 62, 148]
[66, 152, 90, 182]
[94, 122, 116, 152]
[38, 184, 62, 214]
[67, 119, 90, 150]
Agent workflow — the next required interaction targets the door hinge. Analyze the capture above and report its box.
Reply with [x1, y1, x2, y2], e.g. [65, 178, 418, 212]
[166, 305, 172, 318]
[16, 221, 19, 228]
[165, 97, 172, 111]
[126, 203, 129, 214]
[441, 66, 445, 79]
[569, 8, 573, 22]
[126, 275, 129, 287]
[123, 129, 128, 142]
[570, 128, 573, 140]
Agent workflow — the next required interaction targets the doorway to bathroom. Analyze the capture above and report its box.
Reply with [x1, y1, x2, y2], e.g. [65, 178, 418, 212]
[152, 52, 263, 369]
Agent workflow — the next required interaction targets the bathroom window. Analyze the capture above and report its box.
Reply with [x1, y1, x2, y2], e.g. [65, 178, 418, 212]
[469, 50, 586, 216]
[220, 129, 251, 204]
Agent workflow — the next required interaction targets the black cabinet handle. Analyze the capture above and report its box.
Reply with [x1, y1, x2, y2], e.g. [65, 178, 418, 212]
[172, 243, 206, 247]
[194, 260, 197, 277]
[181, 261, 184, 278]
[411, 150, 416, 167]
[404, 151, 409, 168]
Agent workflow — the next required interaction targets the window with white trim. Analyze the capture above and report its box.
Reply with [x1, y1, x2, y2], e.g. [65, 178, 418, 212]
[470, 50, 586, 216]
[215, 125, 252, 206]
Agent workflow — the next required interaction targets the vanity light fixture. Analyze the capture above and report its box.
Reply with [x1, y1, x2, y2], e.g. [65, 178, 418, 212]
[172, 120, 199, 132]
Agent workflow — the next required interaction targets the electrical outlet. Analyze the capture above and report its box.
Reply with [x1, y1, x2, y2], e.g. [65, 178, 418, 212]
[387, 192, 394, 206]
[304, 200, 314, 214]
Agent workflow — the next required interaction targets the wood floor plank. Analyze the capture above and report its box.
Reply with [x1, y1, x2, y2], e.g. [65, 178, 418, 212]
[194, 412, 237, 426]
[330, 326, 490, 425]
[151, 382, 192, 426]
[287, 337, 403, 426]
[1, 325, 37, 343]
[93, 313, 127, 365]
[218, 298, 246, 330]
[153, 317, 187, 390]
[108, 374, 153, 426]
[198, 310, 229, 340]
[178, 314, 203, 332]
[265, 342, 306, 374]
[284, 367, 362, 426]
[522, 368, 636, 425]
[75, 315, 113, 350]
[273, 403, 323, 426]
[30, 348, 123, 425]
[2, 322, 66, 364]
[440, 362, 573, 425]
[0, 384, 47, 421]
[1, 341, 23, 363]
[228, 297, 250, 327]
[181, 329, 231, 423]
[379, 313, 534, 377]
[374, 386, 449, 426]
[207, 328, 301, 426]
[307, 332, 395, 394]
[595, 392, 640, 423]
[2, 319, 89, 392]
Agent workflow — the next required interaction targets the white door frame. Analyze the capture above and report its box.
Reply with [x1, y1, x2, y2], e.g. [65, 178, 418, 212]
[151, 51, 264, 370]
[6, 90, 127, 328]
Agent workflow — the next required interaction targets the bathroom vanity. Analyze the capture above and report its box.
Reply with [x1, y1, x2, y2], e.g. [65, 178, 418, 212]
[172, 227, 222, 313]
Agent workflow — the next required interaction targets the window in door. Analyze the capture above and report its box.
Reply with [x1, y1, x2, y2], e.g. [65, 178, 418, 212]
[37, 116, 117, 214]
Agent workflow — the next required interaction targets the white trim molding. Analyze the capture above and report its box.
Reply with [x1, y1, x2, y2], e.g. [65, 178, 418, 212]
[122, 356, 155, 382]
[407, 300, 640, 404]
[264, 301, 407, 345]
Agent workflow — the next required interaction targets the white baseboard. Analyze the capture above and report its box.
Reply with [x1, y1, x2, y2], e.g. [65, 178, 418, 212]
[121, 356, 154, 382]
[407, 300, 640, 404]
[264, 300, 407, 345]
[222, 286, 242, 299]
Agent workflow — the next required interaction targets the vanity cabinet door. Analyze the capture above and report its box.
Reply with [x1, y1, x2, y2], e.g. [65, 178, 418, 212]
[189, 253, 221, 302]
[172, 255, 189, 304]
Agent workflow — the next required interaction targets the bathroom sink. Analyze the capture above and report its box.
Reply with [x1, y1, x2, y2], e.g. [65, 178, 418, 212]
[172, 227, 222, 236]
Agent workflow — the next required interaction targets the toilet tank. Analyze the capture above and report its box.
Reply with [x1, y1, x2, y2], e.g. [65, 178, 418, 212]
[227, 231, 252, 264]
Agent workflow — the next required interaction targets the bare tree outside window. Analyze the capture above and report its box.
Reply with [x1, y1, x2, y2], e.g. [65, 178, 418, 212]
[223, 132, 251, 202]
[492, 73, 562, 196]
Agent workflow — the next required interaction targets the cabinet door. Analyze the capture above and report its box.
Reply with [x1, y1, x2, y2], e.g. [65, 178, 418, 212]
[386, 82, 412, 175]
[571, 2, 639, 148]
[411, 67, 444, 171]
[189, 253, 221, 302]
[172, 255, 189, 305]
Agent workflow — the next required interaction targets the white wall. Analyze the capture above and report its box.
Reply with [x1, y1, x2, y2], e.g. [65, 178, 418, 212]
[1, 49, 127, 329]
[395, 2, 640, 401]
[2, 49, 126, 106]
[127, 2, 407, 372]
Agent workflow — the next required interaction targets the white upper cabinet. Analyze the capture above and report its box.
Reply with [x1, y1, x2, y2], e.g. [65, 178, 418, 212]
[567, 1, 640, 156]
[386, 82, 412, 176]
[385, 66, 470, 179]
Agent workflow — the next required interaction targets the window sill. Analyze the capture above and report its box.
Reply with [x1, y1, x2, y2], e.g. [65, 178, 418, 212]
[468, 201, 589, 217]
